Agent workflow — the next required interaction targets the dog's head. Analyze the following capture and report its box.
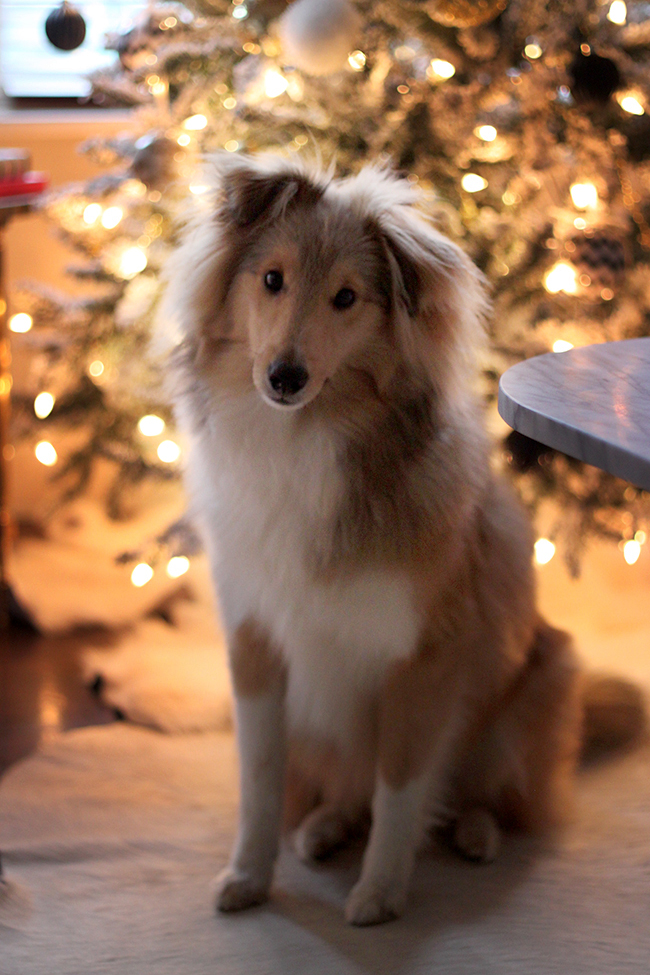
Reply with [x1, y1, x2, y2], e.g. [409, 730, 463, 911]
[161, 153, 488, 412]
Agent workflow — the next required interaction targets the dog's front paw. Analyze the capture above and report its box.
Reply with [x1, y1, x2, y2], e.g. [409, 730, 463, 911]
[344, 879, 406, 926]
[212, 866, 270, 913]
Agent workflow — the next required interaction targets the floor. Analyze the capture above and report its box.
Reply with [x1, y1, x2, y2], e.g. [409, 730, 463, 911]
[0, 621, 117, 777]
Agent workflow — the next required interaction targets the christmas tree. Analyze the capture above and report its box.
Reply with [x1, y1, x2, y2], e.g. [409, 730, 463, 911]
[13, 0, 650, 581]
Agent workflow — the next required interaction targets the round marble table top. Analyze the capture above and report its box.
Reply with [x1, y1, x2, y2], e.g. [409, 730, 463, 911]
[498, 338, 650, 490]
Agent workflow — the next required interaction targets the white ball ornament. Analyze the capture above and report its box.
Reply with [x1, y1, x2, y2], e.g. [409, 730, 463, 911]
[279, 0, 361, 76]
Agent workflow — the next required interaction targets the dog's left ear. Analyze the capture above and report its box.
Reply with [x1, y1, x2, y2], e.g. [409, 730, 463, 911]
[213, 154, 324, 228]
[375, 196, 489, 386]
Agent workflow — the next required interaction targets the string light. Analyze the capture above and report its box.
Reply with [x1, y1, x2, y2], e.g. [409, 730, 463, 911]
[475, 125, 497, 141]
[348, 50, 366, 71]
[35, 441, 57, 466]
[461, 173, 488, 193]
[9, 312, 32, 333]
[619, 94, 644, 115]
[232, 5, 248, 19]
[623, 539, 641, 564]
[138, 414, 165, 436]
[88, 360, 105, 378]
[34, 392, 55, 418]
[157, 440, 181, 463]
[264, 69, 289, 98]
[427, 59, 455, 81]
[118, 246, 147, 279]
[177, 134, 191, 147]
[552, 340, 574, 353]
[223, 96, 237, 110]
[570, 182, 598, 209]
[131, 563, 154, 587]
[544, 262, 577, 294]
[534, 538, 556, 564]
[524, 42, 543, 59]
[224, 140, 239, 153]
[83, 203, 102, 225]
[166, 555, 190, 578]
[101, 206, 124, 230]
[183, 114, 208, 130]
[607, 1, 627, 24]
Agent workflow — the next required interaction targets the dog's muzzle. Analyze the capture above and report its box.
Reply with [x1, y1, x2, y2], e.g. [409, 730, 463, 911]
[266, 355, 310, 405]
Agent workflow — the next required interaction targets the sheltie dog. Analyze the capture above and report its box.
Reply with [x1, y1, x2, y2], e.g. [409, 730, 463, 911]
[159, 153, 584, 925]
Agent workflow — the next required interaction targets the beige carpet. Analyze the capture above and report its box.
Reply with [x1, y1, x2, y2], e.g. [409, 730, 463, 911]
[2, 533, 650, 972]
[2, 720, 650, 974]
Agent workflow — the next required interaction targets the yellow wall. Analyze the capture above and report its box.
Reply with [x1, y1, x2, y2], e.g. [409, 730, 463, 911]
[0, 111, 133, 292]
[0, 111, 136, 518]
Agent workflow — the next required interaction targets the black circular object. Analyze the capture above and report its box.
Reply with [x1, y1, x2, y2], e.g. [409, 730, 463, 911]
[569, 50, 620, 105]
[45, 1, 87, 51]
[504, 430, 553, 473]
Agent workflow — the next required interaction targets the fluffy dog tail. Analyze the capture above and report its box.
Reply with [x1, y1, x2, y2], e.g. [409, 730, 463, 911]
[580, 672, 647, 763]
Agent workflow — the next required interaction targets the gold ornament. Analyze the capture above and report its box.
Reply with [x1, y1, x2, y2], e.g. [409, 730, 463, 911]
[425, 0, 507, 28]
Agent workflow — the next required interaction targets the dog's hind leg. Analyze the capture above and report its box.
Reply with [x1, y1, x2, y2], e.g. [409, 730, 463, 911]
[453, 620, 582, 840]
[293, 803, 365, 862]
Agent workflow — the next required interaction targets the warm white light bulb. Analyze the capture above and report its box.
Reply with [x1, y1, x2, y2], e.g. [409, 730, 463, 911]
[131, 563, 154, 587]
[552, 340, 574, 353]
[570, 182, 598, 209]
[461, 173, 488, 193]
[348, 50, 366, 71]
[101, 207, 124, 229]
[166, 555, 190, 578]
[34, 392, 55, 419]
[475, 125, 497, 142]
[534, 538, 556, 565]
[157, 440, 181, 463]
[544, 262, 577, 294]
[620, 95, 644, 115]
[608, 1, 627, 24]
[524, 42, 543, 59]
[88, 360, 105, 378]
[183, 114, 208, 130]
[264, 69, 289, 99]
[35, 441, 58, 466]
[9, 312, 33, 333]
[118, 247, 147, 279]
[138, 414, 165, 436]
[623, 539, 641, 565]
[83, 203, 102, 225]
[427, 59, 455, 81]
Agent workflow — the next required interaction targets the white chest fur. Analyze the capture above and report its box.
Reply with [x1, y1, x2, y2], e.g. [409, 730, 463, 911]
[183, 394, 423, 744]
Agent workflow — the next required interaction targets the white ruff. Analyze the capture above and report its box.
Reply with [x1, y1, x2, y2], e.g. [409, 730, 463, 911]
[181, 392, 422, 744]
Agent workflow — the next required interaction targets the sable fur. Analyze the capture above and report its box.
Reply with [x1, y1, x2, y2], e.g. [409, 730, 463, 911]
[159, 153, 584, 925]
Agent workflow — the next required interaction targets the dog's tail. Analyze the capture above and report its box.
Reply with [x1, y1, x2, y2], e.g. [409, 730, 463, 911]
[580, 672, 647, 763]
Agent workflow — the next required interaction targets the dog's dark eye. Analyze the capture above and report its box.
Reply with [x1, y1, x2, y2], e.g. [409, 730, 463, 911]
[264, 270, 283, 293]
[333, 288, 356, 310]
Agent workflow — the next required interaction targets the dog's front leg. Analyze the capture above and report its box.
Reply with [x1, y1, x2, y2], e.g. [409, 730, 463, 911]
[214, 620, 286, 912]
[345, 653, 460, 926]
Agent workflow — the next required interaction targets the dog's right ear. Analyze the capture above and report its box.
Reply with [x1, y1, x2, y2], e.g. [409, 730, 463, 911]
[213, 154, 323, 227]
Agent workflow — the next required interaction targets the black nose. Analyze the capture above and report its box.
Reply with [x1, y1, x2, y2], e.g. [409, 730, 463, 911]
[267, 358, 309, 398]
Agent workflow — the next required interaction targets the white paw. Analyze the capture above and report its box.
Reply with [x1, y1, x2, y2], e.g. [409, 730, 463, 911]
[453, 808, 501, 863]
[293, 806, 348, 862]
[345, 879, 406, 926]
[212, 866, 270, 913]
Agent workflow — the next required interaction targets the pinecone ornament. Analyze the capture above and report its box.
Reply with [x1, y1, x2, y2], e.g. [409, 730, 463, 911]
[568, 229, 627, 291]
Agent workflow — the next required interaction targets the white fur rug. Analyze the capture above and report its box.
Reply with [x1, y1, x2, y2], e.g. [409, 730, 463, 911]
[3, 529, 650, 971]
[2, 721, 650, 974]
